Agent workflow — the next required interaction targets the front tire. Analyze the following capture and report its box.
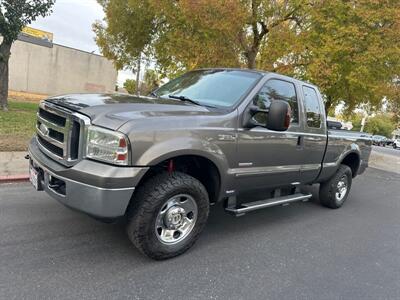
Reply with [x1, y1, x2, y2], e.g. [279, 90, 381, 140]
[126, 172, 209, 260]
[319, 165, 352, 209]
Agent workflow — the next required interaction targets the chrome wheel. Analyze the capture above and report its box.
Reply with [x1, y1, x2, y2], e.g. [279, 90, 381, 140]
[335, 175, 348, 202]
[155, 194, 198, 245]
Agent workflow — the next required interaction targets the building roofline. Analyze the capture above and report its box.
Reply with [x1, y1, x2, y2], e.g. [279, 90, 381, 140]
[52, 43, 105, 58]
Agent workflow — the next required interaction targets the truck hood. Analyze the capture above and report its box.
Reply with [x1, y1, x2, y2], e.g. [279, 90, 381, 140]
[45, 93, 216, 130]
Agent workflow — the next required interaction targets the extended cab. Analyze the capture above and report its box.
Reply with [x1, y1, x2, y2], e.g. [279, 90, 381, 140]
[28, 69, 371, 260]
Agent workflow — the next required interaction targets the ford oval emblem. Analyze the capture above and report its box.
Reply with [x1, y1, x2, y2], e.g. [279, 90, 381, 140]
[39, 123, 49, 136]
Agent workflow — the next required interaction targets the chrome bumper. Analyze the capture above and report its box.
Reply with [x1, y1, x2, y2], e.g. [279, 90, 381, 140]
[29, 137, 148, 219]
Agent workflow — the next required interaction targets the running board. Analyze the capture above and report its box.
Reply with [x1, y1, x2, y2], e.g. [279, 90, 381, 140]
[225, 193, 312, 216]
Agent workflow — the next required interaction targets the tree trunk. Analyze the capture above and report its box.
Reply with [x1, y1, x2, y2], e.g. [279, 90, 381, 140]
[325, 95, 334, 116]
[135, 53, 141, 96]
[0, 42, 12, 111]
[246, 50, 257, 69]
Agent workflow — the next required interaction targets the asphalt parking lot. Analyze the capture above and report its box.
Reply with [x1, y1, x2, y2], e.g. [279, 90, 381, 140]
[1, 165, 399, 299]
[0, 147, 400, 299]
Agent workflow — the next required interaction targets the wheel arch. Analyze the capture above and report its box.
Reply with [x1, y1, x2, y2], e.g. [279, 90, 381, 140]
[340, 151, 361, 178]
[131, 153, 224, 206]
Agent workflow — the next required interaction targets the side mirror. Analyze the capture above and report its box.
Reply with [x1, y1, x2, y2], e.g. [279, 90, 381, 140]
[327, 120, 342, 130]
[266, 100, 291, 131]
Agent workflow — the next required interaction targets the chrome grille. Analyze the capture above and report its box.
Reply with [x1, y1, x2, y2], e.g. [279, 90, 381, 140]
[36, 101, 90, 166]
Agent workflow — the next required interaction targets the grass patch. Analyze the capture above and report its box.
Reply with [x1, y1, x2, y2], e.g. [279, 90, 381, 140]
[0, 100, 39, 151]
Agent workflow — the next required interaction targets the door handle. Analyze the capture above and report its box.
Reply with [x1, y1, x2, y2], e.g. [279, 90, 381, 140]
[297, 136, 304, 148]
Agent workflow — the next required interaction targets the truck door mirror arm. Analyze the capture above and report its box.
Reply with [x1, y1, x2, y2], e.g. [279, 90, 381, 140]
[243, 101, 291, 132]
[243, 105, 268, 128]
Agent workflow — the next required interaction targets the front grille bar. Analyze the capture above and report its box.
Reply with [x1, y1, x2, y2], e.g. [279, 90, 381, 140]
[36, 127, 65, 148]
[36, 101, 90, 166]
[37, 114, 69, 135]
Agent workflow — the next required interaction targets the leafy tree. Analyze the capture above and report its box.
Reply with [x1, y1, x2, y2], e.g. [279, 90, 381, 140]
[364, 114, 396, 137]
[123, 79, 137, 95]
[0, 0, 55, 110]
[93, 0, 154, 72]
[95, 0, 400, 116]
[143, 69, 161, 94]
[123, 69, 161, 95]
[345, 113, 364, 132]
[94, 0, 303, 76]
[386, 80, 400, 125]
[287, 1, 400, 115]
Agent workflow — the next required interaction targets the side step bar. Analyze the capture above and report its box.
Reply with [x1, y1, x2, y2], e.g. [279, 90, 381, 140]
[225, 193, 312, 216]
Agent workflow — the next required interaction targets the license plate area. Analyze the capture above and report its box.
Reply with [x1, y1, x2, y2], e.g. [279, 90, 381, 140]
[29, 161, 44, 191]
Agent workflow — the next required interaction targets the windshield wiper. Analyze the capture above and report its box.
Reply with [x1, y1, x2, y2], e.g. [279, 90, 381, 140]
[168, 94, 217, 108]
[168, 95, 203, 106]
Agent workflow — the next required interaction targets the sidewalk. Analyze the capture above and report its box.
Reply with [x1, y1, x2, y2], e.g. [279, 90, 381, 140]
[0, 151, 29, 181]
[369, 149, 400, 174]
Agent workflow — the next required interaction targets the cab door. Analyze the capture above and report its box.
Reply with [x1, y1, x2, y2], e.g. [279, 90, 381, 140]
[298, 85, 327, 182]
[235, 77, 305, 191]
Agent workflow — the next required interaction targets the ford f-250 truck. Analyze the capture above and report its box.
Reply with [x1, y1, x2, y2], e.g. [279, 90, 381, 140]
[28, 69, 371, 260]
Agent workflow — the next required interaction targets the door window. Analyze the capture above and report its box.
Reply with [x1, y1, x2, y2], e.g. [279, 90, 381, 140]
[302, 86, 322, 128]
[252, 79, 299, 125]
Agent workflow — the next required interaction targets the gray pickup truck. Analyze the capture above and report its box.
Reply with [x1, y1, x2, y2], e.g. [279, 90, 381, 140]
[28, 69, 371, 260]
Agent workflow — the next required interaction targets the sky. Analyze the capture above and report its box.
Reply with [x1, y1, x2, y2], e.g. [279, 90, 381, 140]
[31, 0, 134, 86]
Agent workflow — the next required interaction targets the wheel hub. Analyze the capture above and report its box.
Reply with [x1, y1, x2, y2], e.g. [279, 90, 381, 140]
[164, 207, 185, 229]
[335, 176, 348, 202]
[155, 194, 198, 245]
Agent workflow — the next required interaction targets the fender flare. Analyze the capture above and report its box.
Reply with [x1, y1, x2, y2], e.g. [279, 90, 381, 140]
[337, 145, 361, 176]
[133, 137, 229, 182]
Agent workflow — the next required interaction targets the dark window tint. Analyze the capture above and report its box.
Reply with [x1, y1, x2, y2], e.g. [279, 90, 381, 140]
[302, 86, 321, 128]
[252, 79, 299, 125]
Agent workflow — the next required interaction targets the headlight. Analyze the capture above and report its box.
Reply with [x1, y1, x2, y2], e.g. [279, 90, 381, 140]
[86, 126, 130, 165]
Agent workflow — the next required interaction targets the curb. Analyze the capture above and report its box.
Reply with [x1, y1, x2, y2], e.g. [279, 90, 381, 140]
[0, 174, 30, 183]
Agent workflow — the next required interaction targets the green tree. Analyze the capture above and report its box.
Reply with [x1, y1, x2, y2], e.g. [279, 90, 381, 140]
[289, 1, 400, 115]
[364, 114, 396, 137]
[345, 113, 364, 132]
[142, 69, 161, 94]
[386, 80, 400, 125]
[94, 0, 304, 76]
[123, 79, 137, 95]
[95, 0, 400, 116]
[93, 0, 154, 72]
[0, 0, 55, 110]
[123, 69, 161, 95]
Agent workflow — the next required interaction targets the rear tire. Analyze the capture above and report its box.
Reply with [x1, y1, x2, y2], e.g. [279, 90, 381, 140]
[319, 165, 352, 209]
[126, 172, 209, 260]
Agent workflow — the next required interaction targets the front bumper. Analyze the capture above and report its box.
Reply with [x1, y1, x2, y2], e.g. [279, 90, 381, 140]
[28, 137, 149, 219]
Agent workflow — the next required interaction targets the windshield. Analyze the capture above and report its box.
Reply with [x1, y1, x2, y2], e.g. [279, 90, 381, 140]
[154, 69, 262, 108]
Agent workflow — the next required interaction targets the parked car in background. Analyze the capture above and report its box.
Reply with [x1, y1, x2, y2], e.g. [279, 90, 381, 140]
[372, 135, 387, 146]
[385, 138, 394, 147]
[393, 139, 400, 149]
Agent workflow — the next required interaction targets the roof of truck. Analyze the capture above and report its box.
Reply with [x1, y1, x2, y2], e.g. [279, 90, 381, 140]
[196, 68, 318, 89]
